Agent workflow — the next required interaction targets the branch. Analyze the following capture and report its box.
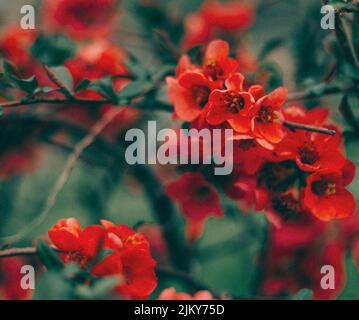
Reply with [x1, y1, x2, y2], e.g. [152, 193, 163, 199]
[0, 246, 208, 292]
[0, 98, 109, 108]
[130, 164, 191, 272]
[0, 246, 61, 258]
[0, 247, 37, 257]
[283, 120, 337, 135]
[287, 81, 357, 102]
[335, 3, 359, 14]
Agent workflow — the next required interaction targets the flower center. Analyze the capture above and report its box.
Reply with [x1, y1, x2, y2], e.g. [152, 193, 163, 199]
[194, 185, 211, 200]
[65, 251, 88, 267]
[204, 59, 223, 80]
[258, 162, 295, 192]
[192, 85, 210, 108]
[224, 91, 245, 113]
[271, 194, 299, 220]
[257, 106, 277, 123]
[312, 180, 337, 196]
[238, 139, 256, 150]
[298, 144, 319, 165]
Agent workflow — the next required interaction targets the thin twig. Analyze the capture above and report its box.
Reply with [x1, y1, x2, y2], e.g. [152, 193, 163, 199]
[0, 108, 123, 244]
[335, 13, 359, 69]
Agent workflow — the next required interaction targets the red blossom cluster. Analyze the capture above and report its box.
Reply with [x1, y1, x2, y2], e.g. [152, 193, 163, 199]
[261, 209, 359, 299]
[166, 39, 356, 241]
[41, 0, 121, 39]
[0, 0, 135, 179]
[48, 218, 157, 299]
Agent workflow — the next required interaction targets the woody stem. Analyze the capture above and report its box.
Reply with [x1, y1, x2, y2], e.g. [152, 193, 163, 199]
[283, 121, 337, 135]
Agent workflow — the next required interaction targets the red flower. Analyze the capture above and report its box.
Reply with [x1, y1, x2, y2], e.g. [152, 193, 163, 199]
[48, 218, 157, 299]
[64, 41, 137, 138]
[206, 73, 253, 132]
[202, 40, 239, 81]
[275, 127, 345, 172]
[0, 26, 49, 86]
[0, 144, 42, 180]
[251, 87, 287, 144]
[182, 1, 255, 48]
[303, 160, 356, 221]
[166, 172, 223, 241]
[66, 40, 129, 99]
[183, 13, 211, 49]
[42, 0, 121, 39]
[232, 134, 273, 175]
[158, 287, 214, 300]
[276, 105, 345, 171]
[283, 104, 329, 126]
[311, 240, 346, 299]
[201, 0, 255, 30]
[92, 220, 157, 299]
[225, 175, 260, 212]
[48, 218, 105, 267]
[138, 224, 169, 264]
[0, 26, 36, 72]
[167, 70, 215, 121]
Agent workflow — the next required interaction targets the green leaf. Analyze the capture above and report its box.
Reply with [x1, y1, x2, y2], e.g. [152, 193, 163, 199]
[335, 14, 359, 68]
[31, 33, 76, 66]
[89, 77, 118, 104]
[152, 65, 175, 81]
[117, 80, 152, 102]
[33, 271, 73, 300]
[74, 79, 92, 93]
[338, 254, 359, 299]
[0, 106, 3, 117]
[91, 277, 119, 297]
[187, 44, 204, 64]
[3, 60, 17, 77]
[3, 60, 39, 95]
[292, 288, 313, 300]
[36, 240, 64, 271]
[126, 61, 149, 80]
[48, 66, 74, 93]
[75, 277, 118, 300]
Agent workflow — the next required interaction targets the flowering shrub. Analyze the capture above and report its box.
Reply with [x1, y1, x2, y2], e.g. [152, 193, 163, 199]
[0, 0, 359, 300]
